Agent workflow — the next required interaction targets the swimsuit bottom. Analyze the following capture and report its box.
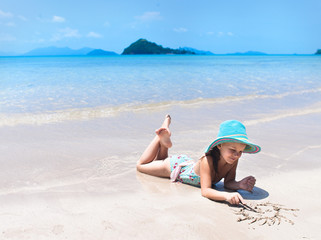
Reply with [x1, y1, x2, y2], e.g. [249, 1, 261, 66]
[169, 154, 201, 187]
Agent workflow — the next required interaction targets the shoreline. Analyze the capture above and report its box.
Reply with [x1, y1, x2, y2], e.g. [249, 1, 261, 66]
[1, 98, 321, 239]
[1, 86, 321, 127]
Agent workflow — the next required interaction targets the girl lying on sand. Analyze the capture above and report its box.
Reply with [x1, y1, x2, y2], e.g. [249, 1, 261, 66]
[136, 115, 261, 205]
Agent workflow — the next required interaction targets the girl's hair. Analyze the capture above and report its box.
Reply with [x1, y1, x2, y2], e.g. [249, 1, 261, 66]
[205, 146, 220, 173]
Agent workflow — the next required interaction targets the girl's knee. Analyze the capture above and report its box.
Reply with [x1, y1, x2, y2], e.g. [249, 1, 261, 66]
[136, 160, 144, 172]
[135, 160, 171, 178]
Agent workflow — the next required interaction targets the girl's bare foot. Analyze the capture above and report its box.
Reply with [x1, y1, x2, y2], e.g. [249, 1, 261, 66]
[161, 114, 171, 128]
[155, 127, 172, 148]
[155, 115, 172, 148]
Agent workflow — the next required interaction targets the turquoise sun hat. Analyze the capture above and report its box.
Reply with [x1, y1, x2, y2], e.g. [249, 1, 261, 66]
[205, 120, 261, 154]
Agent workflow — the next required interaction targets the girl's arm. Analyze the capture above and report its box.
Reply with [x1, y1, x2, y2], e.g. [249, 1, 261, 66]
[224, 160, 239, 190]
[224, 161, 256, 192]
[200, 156, 244, 205]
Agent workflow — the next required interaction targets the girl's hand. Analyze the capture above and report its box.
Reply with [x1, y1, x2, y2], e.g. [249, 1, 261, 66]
[225, 192, 244, 205]
[239, 176, 256, 192]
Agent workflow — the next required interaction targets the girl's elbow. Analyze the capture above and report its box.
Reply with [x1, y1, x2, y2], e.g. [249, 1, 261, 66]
[201, 191, 206, 198]
[201, 188, 210, 198]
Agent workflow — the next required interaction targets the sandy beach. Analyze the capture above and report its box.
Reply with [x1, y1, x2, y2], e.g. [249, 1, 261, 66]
[1, 0, 321, 237]
[1, 94, 321, 240]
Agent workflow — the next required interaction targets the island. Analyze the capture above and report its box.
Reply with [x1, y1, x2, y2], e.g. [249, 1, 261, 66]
[86, 49, 118, 56]
[227, 51, 268, 56]
[315, 49, 321, 55]
[178, 47, 214, 55]
[122, 39, 195, 55]
[23, 46, 94, 56]
[22, 46, 117, 56]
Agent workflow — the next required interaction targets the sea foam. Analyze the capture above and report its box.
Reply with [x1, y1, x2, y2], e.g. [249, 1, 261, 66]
[1, 88, 320, 127]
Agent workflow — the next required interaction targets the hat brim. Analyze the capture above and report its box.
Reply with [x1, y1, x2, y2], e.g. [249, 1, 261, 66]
[205, 137, 261, 154]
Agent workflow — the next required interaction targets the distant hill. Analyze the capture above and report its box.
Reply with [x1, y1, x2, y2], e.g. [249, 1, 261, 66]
[23, 46, 95, 56]
[0, 51, 18, 56]
[179, 47, 214, 55]
[122, 39, 195, 55]
[87, 49, 118, 56]
[315, 49, 321, 55]
[227, 51, 268, 56]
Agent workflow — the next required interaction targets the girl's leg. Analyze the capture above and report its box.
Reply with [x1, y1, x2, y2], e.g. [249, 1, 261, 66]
[136, 115, 172, 178]
[155, 115, 172, 160]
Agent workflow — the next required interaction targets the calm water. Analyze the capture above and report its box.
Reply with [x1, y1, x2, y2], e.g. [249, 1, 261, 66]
[0, 55, 321, 119]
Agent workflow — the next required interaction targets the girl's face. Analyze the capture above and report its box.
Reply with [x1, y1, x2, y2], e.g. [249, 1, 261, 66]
[218, 142, 246, 164]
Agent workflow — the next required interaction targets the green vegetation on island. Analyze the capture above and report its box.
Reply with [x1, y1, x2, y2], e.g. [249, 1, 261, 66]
[179, 47, 214, 55]
[315, 49, 321, 55]
[122, 39, 195, 55]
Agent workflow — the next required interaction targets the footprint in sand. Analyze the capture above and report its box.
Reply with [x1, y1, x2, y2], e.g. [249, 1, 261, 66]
[102, 220, 114, 230]
[52, 225, 64, 235]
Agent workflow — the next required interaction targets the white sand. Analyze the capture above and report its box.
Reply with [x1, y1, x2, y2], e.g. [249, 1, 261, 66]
[1, 97, 321, 240]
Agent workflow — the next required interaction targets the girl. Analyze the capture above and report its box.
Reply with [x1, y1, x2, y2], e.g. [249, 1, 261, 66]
[136, 115, 261, 205]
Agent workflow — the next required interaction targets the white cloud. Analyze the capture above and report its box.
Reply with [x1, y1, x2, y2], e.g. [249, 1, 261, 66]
[61, 28, 79, 37]
[87, 32, 102, 38]
[52, 15, 65, 23]
[135, 11, 162, 21]
[217, 31, 234, 37]
[0, 9, 13, 18]
[51, 27, 80, 41]
[0, 33, 16, 41]
[173, 27, 188, 33]
[18, 15, 28, 21]
[5, 22, 15, 27]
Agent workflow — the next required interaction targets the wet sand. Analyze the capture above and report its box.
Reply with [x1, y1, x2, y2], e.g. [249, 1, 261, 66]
[0, 97, 321, 240]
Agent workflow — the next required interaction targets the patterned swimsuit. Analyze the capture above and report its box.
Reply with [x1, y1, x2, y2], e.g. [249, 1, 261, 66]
[169, 155, 201, 187]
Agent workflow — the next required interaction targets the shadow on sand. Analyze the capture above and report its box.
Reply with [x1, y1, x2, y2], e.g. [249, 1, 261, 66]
[137, 172, 269, 200]
[214, 181, 269, 200]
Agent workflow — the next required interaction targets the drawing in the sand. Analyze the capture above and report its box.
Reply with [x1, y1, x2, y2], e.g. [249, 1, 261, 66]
[234, 201, 299, 226]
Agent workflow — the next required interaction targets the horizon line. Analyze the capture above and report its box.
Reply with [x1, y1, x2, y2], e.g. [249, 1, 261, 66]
[1, 44, 320, 56]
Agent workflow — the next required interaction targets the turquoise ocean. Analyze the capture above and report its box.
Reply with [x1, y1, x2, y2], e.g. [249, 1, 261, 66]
[1, 55, 321, 126]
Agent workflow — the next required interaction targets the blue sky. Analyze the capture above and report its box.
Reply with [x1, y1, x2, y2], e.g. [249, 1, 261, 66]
[0, 0, 320, 54]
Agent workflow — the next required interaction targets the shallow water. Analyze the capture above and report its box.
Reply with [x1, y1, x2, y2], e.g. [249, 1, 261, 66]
[1, 55, 320, 116]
